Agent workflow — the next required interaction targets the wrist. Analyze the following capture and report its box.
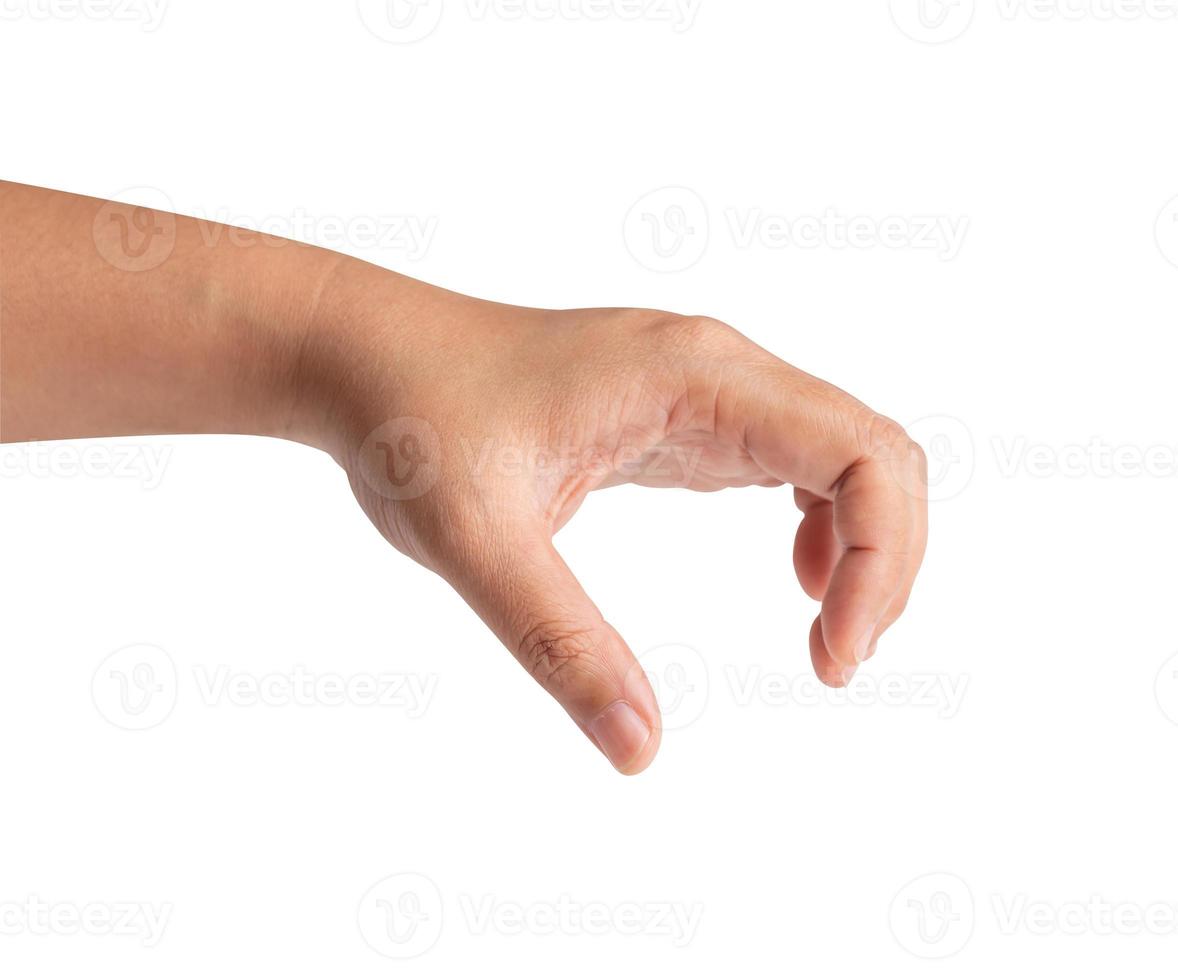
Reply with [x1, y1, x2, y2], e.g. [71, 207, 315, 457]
[206, 239, 367, 458]
[282, 256, 510, 465]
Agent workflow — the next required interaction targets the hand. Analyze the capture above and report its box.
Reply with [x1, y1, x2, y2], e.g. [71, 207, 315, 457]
[316, 294, 929, 775]
[0, 183, 927, 776]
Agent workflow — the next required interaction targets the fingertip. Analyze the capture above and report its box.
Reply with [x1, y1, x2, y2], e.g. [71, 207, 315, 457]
[817, 546, 902, 668]
[616, 657, 663, 774]
[852, 620, 880, 663]
[860, 635, 880, 663]
[617, 721, 662, 776]
[793, 496, 838, 601]
[586, 699, 661, 775]
[809, 615, 853, 688]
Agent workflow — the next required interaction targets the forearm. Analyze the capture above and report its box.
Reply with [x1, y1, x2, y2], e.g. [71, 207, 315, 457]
[0, 181, 446, 455]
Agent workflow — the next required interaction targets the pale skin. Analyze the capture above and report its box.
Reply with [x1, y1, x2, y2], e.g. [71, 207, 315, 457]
[0, 181, 928, 774]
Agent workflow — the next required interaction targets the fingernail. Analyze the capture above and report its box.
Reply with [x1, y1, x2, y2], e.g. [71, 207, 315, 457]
[587, 700, 651, 773]
[841, 665, 857, 687]
[854, 624, 877, 663]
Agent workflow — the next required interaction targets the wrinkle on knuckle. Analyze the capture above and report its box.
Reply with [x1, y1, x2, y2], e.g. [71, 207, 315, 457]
[857, 412, 908, 459]
[516, 620, 601, 689]
[854, 414, 928, 493]
[892, 435, 929, 498]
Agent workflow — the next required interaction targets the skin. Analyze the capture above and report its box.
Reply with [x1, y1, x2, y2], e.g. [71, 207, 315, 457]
[0, 181, 928, 774]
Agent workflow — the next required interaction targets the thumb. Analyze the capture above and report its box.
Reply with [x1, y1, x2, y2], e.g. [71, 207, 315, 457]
[438, 523, 662, 775]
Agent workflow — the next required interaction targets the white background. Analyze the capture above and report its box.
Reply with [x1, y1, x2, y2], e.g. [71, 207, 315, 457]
[2, 0, 1178, 975]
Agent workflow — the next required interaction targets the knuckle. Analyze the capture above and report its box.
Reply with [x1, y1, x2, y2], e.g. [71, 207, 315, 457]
[642, 311, 733, 353]
[858, 414, 926, 473]
[858, 412, 909, 457]
[516, 620, 603, 690]
[846, 413, 929, 504]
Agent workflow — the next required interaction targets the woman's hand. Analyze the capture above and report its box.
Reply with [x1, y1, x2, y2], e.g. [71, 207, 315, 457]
[0, 182, 928, 775]
[308, 276, 929, 774]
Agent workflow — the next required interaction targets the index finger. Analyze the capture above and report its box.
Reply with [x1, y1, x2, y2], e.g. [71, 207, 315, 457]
[733, 362, 928, 683]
